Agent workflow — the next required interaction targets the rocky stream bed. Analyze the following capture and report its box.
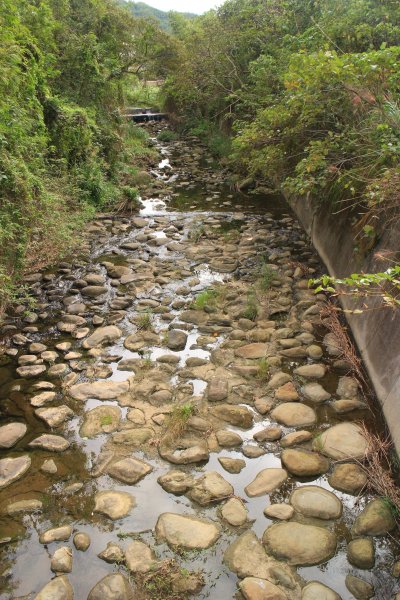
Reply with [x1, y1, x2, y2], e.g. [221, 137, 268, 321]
[0, 125, 399, 600]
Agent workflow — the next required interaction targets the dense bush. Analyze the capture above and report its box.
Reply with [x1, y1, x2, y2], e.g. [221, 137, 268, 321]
[0, 0, 169, 312]
[165, 0, 400, 231]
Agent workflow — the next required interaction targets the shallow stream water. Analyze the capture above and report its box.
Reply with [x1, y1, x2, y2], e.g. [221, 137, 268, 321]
[0, 126, 398, 600]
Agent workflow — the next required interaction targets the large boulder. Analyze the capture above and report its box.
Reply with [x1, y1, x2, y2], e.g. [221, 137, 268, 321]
[93, 490, 135, 520]
[187, 471, 233, 505]
[314, 422, 368, 460]
[301, 581, 342, 599]
[0, 422, 27, 448]
[239, 577, 288, 600]
[271, 403, 316, 427]
[34, 575, 73, 600]
[155, 513, 220, 549]
[211, 404, 253, 428]
[224, 531, 271, 579]
[69, 380, 129, 401]
[0, 455, 31, 489]
[263, 522, 337, 566]
[281, 449, 329, 477]
[166, 329, 187, 350]
[245, 469, 288, 497]
[352, 499, 396, 537]
[290, 486, 342, 520]
[82, 326, 122, 349]
[87, 574, 134, 600]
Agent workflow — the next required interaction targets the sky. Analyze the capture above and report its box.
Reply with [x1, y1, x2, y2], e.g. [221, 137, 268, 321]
[144, 0, 223, 14]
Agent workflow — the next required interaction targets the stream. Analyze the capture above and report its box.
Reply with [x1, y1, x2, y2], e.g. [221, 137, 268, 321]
[0, 124, 398, 600]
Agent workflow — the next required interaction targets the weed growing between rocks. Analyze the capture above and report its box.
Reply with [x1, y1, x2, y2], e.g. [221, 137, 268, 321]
[241, 290, 258, 321]
[256, 358, 270, 381]
[192, 289, 218, 311]
[162, 403, 194, 444]
[359, 425, 400, 525]
[136, 310, 154, 331]
[133, 559, 203, 599]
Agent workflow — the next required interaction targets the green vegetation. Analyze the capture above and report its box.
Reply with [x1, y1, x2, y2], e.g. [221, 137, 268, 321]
[119, 1, 196, 32]
[241, 291, 258, 321]
[188, 223, 206, 242]
[164, 0, 400, 235]
[0, 0, 173, 313]
[163, 402, 194, 442]
[310, 267, 400, 310]
[257, 263, 278, 291]
[192, 288, 218, 310]
[256, 357, 270, 381]
[136, 310, 153, 330]
[157, 129, 178, 142]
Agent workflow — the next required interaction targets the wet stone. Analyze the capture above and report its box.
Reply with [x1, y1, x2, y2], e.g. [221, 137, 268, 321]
[98, 541, 124, 563]
[73, 532, 91, 551]
[82, 325, 122, 349]
[16, 364, 46, 378]
[6, 499, 42, 515]
[218, 457, 246, 473]
[69, 380, 129, 401]
[345, 575, 374, 600]
[207, 377, 228, 401]
[234, 343, 269, 359]
[0, 422, 27, 448]
[264, 504, 294, 521]
[302, 382, 331, 403]
[34, 575, 73, 600]
[187, 471, 233, 505]
[157, 470, 195, 494]
[211, 404, 253, 428]
[216, 429, 242, 447]
[93, 490, 135, 520]
[290, 486, 342, 520]
[41, 459, 57, 474]
[281, 449, 330, 477]
[263, 522, 337, 566]
[294, 364, 326, 379]
[280, 430, 312, 448]
[31, 391, 57, 407]
[107, 456, 152, 484]
[87, 573, 134, 600]
[155, 512, 221, 549]
[39, 525, 72, 544]
[112, 428, 154, 446]
[0, 456, 31, 489]
[352, 498, 396, 537]
[29, 434, 70, 452]
[51, 546, 73, 573]
[221, 497, 248, 526]
[301, 581, 342, 599]
[271, 402, 316, 427]
[223, 531, 271, 579]
[245, 469, 288, 497]
[35, 405, 73, 427]
[347, 537, 375, 569]
[239, 577, 288, 600]
[314, 422, 368, 460]
[166, 329, 187, 350]
[328, 463, 367, 494]
[125, 540, 158, 573]
[254, 426, 282, 442]
[80, 405, 121, 437]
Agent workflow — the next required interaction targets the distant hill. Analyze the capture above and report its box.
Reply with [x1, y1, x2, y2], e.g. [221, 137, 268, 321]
[119, 1, 196, 30]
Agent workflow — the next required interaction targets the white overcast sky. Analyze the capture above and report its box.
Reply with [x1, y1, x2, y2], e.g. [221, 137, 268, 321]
[146, 0, 223, 14]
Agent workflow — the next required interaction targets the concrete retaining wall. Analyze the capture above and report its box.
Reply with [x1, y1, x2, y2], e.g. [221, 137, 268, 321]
[289, 195, 400, 452]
